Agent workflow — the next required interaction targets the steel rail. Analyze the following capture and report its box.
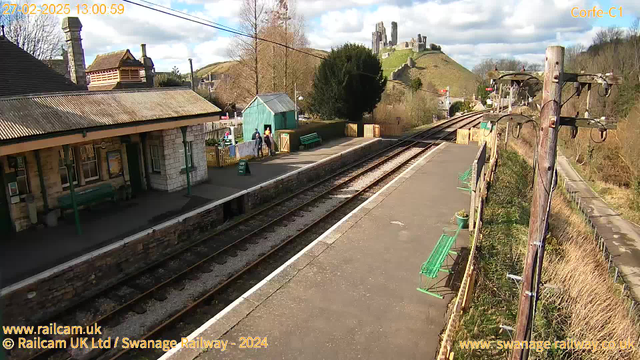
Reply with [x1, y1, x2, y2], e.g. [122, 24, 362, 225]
[20, 112, 483, 360]
[107, 114, 483, 360]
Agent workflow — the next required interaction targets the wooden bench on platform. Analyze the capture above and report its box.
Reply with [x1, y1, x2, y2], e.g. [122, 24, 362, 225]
[58, 183, 116, 212]
[299, 132, 322, 149]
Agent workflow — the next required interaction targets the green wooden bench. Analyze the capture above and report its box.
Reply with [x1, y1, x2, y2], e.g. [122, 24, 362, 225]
[300, 133, 322, 149]
[457, 166, 473, 193]
[417, 224, 462, 298]
[58, 183, 116, 210]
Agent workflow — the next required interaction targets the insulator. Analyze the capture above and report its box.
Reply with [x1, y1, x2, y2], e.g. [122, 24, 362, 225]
[599, 129, 607, 141]
[570, 126, 578, 139]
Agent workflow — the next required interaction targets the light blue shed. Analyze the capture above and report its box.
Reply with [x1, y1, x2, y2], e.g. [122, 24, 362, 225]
[242, 93, 297, 140]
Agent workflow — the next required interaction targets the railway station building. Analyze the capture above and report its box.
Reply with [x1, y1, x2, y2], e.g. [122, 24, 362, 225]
[0, 23, 221, 235]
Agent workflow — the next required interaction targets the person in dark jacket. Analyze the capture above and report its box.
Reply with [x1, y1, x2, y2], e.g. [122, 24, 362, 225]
[254, 130, 263, 158]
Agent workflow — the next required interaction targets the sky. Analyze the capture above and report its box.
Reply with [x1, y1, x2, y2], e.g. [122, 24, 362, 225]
[23, 0, 640, 73]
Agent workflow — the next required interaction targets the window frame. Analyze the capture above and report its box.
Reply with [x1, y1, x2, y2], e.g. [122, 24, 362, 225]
[15, 155, 30, 196]
[185, 141, 193, 168]
[150, 144, 162, 173]
[59, 148, 78, 188]
[80, 144, 100, 182]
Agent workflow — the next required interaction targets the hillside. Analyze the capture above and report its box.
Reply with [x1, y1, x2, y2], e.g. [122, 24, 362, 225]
[196, 60, 235, 79]
[196, 48, 329, 78]
[380, 50, 479, 99]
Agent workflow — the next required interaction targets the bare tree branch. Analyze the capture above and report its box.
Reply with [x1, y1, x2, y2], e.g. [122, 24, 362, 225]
[0, 0, 63, 60]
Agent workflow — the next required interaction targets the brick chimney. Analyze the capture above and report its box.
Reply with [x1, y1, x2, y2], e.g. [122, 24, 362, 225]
[61, 17, 87, 88]
[139, 43, 155, 87]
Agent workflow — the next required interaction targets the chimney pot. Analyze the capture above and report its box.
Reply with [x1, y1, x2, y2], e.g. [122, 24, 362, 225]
[141, 44, 147, 57]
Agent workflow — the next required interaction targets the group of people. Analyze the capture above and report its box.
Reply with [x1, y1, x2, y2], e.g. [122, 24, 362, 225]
[252, 127, 274, 158]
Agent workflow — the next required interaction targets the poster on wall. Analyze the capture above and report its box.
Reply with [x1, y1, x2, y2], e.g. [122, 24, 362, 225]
[107, 151, 123, 179]
[7, 182, 18, 196]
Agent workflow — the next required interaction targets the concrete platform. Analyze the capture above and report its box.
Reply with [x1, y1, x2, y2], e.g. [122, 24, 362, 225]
[0, 137, 374, 287]
[164, 142, 479, 360]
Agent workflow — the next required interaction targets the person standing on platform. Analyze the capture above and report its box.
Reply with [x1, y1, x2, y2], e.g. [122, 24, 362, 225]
[264, 127, 273, 156]
[254, 129, 263, 158]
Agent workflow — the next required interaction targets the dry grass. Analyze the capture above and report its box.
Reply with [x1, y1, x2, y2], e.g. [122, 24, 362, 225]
[510, 127, 640, 359]
[591, 180, 640, 226]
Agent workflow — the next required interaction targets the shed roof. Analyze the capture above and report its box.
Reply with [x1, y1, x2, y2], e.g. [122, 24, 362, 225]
[0, 88, 221, 142]
[0, 36, 84, 97]
[86, 49, 144, 72]
[244, 93, 296, 114]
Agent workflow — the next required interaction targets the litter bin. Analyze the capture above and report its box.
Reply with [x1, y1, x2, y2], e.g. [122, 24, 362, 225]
[26, 194, 37, 224]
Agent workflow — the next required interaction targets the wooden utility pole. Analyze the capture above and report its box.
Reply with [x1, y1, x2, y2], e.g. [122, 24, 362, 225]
[511, 46, 564, 360]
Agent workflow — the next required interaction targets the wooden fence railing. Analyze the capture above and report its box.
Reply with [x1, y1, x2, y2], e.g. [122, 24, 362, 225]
[437, 128, 499, 360]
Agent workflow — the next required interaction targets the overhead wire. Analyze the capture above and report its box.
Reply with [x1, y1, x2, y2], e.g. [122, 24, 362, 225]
[120, 0, 326, 60]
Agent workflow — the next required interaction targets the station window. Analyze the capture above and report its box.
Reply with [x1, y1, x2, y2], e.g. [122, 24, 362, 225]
[150, 145, 162, 173]
[185, 142, 193, 168]
[80, 144, 99, 181]
[58, 148, 78, 187]
[15, 156, 29, 195]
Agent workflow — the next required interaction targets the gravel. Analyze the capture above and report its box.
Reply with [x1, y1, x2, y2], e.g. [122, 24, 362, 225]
[54, 142, 428, 360]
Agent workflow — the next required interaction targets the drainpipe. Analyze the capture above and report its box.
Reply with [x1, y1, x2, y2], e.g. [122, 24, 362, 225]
[63, 145, 82, 235]
[34, 149, 49, 212]
[140, 133, 152, 190]
[181, 126, 191, 195]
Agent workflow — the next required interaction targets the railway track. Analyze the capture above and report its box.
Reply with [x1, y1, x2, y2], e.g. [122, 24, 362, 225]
[8, 112, 484, 360]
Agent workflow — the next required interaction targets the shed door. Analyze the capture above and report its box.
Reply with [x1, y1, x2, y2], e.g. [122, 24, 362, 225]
[280, 133, 290, 153]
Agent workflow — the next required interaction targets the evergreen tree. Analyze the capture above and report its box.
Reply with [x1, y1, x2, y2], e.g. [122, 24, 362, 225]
[309, 43, 386, 121]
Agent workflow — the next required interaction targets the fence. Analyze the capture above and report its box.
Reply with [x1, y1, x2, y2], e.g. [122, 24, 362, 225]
[205, 124, 243, 143]
[437, 128, 499, 360]
[469, 142, 487, 231]
[560, 175, 640, 323]
[206, 141, 273, 168]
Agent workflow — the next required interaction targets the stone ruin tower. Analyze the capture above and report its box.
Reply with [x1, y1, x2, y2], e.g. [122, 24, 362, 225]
[390, 22, 397, 47]
[372, 21, 395, 55]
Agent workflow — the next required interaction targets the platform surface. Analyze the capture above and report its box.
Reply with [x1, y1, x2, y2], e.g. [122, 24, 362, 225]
[170, 142, 480, 360]
[0, 137, 374, 288]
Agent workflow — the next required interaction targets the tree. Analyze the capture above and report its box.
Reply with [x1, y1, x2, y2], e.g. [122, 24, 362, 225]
[410, 76, 423, 93]
[0, 0, 63, 59]
[155, 73, 183, 87]
[229, 0, 267, 99]
[309, 43, 386, 121]
[476, 81, 490, 104]
[261, 0, 309, 97]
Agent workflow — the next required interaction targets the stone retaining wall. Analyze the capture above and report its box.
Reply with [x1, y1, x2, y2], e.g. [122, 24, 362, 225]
[1, 138, 391, 325]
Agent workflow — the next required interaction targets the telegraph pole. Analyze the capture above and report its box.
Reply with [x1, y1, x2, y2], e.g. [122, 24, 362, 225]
[511, 46, 564, 360]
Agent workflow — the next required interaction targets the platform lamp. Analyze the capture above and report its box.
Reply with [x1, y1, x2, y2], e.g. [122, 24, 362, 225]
[294, 83, 304, 127]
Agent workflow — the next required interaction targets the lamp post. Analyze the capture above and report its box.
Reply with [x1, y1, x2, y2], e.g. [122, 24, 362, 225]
[294, 83, 303, 126]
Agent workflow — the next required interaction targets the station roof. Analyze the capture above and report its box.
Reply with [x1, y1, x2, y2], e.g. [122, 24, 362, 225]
[0, 88, 221, 142]
[86, 49, 144, 72]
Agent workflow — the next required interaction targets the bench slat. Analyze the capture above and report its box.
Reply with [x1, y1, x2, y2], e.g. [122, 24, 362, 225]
[58, 183, 115, 209]
[420, 226, 461, 278]
[300, 132, 322, 145]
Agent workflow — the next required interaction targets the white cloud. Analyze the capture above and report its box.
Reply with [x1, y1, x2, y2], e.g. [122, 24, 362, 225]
[306, 0, 608, 69]
[16, 0, 631, 74]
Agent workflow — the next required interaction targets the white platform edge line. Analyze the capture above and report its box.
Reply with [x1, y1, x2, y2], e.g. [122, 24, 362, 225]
[157, 141, 448, 360]
[1, 138, 382, 296]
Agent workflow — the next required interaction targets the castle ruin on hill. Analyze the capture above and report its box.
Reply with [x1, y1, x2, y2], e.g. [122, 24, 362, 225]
[371, 21, 426, 55]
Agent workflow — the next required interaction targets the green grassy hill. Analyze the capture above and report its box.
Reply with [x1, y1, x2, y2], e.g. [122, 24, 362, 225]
[380, 49, 479, 99]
